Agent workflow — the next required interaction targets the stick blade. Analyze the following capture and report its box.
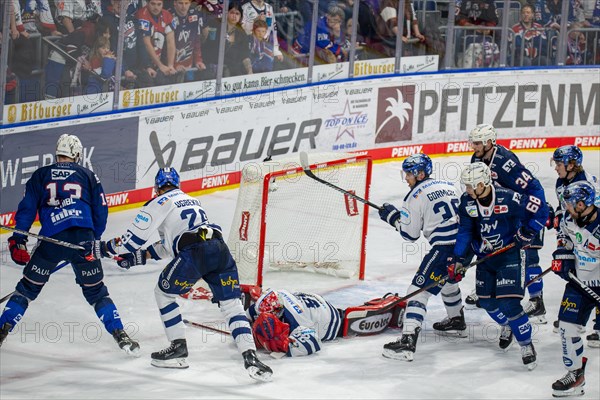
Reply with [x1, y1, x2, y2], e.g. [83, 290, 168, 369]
[299, 151, 310, 170]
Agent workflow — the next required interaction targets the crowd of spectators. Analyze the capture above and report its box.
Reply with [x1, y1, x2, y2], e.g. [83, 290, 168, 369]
[1, 0, 599, 103]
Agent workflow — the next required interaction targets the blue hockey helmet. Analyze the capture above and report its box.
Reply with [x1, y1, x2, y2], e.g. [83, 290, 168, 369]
[563, 181, 596, 207]
[155, 167, 180, 190]
[552, 145, 583, 166]
[402, 153, 433, 178]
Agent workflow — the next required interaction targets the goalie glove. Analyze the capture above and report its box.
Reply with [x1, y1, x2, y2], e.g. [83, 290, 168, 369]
[252, 312, 290, 353]
[114, 249, 147, 269]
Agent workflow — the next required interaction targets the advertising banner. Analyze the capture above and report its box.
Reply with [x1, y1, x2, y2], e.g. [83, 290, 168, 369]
[0, 118, 139, 225]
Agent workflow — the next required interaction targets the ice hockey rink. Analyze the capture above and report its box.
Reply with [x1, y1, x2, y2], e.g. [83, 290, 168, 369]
[1, 150, 599, 399]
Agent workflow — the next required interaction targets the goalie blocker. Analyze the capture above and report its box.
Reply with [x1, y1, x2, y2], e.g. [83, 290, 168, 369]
[341, 294, 406, 336]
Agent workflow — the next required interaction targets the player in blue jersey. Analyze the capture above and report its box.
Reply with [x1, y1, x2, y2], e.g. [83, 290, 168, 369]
[0, 134, 139, 356]
[378, 154, 466, 361]
[468, 124, 551, 324]
[551, 145, 600, 347]
[550, 181, 599, 397]
[81, 167, 272, 381]
[450, 162, 547, 370]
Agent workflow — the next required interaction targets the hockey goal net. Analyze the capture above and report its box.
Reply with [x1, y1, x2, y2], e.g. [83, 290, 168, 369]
[227, 153, 372, 287]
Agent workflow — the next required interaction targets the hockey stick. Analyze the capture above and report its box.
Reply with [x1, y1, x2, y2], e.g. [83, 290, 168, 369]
[0, 225, 85, 251]
[568, 271, 600, 306]
[0, 260, 70, 304]
[42, 37, 108, 82]
[299, 151, 382, 211]
[397, 243, 517, 303]
[183, 319, 231, 336]
[525, 265, 554, 288]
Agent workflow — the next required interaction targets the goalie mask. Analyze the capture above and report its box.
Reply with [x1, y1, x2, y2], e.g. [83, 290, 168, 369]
[56, 134, 83, 162]
[257, 290, 284, 317]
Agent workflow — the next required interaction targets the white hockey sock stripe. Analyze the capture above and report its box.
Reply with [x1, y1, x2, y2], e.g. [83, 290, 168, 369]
[221, 298, 255, 353]
[441, 283, 463, 318]
[160, 302, 186, 342]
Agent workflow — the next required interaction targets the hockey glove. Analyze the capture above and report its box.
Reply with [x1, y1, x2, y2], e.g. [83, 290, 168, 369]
[81, 238, 120, 261]
[379, 203, 401, 228]
[8, 235, 30, 266]
[545, 203, 556, 230]
[514, 226, 536, 248]
[551, 249, 576, 281]
[114, 249, 147, 269]
[447, 256, 467, 282]
[553, 208, 564, 230]
[252, 312, 290, 353]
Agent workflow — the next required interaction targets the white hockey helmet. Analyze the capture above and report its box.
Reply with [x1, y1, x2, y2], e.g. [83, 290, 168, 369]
[468, 124, 497, 145]
[461, 162, 492, 187]
[56, 134, 83, 162]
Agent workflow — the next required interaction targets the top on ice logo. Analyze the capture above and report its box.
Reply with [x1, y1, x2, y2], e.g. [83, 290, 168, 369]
[375, 86, 415, 143]
[324, 100, 368, 142]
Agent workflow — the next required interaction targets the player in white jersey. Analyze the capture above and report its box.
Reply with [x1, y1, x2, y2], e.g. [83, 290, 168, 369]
[377, 154, 465, 361]
[82, 168, 272, 382]
[551, 145, 600, 345]
[248, 289, 341, 356]
[550, 181, 600, 397]
[247, 289, 405, 356]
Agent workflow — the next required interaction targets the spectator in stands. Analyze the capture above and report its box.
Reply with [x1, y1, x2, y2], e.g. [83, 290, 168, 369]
[86, 35, 117, 93]
[455, 0, 499, 67]
[249, 19, 274, 73]
[169, 0, 206, 82]
[11, 0, 60, 103]
[200, 2, 252, 79]
[509, 4, 549, 66]
[196, 0, 223, 24]
[456, 0, 499, 34]
[44, 0, 102, 98]
[241, 1, 283, 64]
[593, 0, 600, 26]
[534, 0, 577, 29]
[136, 0, 180, 87]
[293, 4, 349, 63]
[2, 5, 18, 104]
[377, 0, 426, 57]
[99, 0, 140, 89]
[565, 21, 594, 64]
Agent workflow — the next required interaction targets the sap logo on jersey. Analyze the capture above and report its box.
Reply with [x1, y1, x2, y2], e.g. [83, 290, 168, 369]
[494, 205, 508, 214]
[51, 169, 75, 180]
[351, 313, 392, 334]
[134, 212, 152, 230]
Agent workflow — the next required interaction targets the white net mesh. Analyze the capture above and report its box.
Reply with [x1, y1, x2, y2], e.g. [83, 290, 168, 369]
[227, 153, 371, 286]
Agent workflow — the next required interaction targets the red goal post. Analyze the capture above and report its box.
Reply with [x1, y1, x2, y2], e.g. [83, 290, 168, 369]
[227, 153, 373, 287]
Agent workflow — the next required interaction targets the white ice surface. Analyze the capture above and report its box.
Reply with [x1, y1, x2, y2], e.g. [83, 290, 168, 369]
[1, 150, 599, 399]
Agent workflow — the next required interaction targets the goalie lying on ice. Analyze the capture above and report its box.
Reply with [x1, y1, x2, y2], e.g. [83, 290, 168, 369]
[247, 289, 406, 356]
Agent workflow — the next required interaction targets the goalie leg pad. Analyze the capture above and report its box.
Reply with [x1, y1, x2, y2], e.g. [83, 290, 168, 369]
[342, 294, 406, 336]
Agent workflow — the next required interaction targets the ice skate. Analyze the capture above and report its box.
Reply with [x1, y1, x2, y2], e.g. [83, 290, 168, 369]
[382, 328, 420, 361]
[552, 357, 587, 397]
[521, 342, 537, 371]
[586, 331, 599, 348]
[524, 296, 547, 324]
[113, 329, 140, 357]
[0, 323, 12, 347]
[499, 325, 513, 351]
[465, 290, 481, 309]
[151, 339, 189, 369]
[433, 308, 467, 338]
[243, 349, 273, 382]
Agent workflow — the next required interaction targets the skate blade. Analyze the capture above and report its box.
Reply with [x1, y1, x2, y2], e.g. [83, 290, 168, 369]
[587, 340, 600, 348]
[525, 361, 537, 371]
[528, 315, 547, 325]
[552, 387, 585, 397]
[382, 349, 414, 361]
[151, 358, 189, 369]
[121, 345, 141, 358]
[247, 366, 273, 382]
[434, 330, 468, 338]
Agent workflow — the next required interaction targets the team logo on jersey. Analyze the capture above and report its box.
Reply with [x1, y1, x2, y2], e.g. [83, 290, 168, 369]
[375, 86, 415, 143]
[157, 197, 169, 206]
[51, 169, 75, 180]
[561, 297, 578, 313]
[133, 211, 152, 230]
[466, 205, 478, 217]
[162, 279, 170, 289]
[415, 275, 425, 285]
[493, 205, 508, 214]
[575, 232, 583, 243]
